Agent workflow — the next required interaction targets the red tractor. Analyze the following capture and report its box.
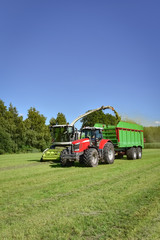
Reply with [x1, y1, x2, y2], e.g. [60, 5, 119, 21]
[60, 126, 115, 167]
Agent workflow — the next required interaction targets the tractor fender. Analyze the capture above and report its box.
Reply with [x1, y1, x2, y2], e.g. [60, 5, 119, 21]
[99, 139, 111, 149]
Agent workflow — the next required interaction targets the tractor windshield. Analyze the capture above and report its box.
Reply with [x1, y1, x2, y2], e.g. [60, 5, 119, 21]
[51, 126, 74, 142]
[81, 129, 102, 140]
[81, 129, 91, 139]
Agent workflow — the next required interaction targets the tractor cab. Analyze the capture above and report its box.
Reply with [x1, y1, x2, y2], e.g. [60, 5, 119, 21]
[81, 127, 103, 146]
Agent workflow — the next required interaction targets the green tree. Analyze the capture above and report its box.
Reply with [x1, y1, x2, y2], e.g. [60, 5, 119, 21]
[0, 100, 7, 132]
[7, 104, 26, 152]
[0, 99, 7, 118]
[56, 113, 67, 125]
[26, 107, 46, 131]
[105, 113, 118, 125]
[0, 126, 13, 154]
[49, 117, 56, 126]
[81, 110, 118, 128]
[0, 100, 13, 153]
[81, 110, 105, 128]
[24, 107, 51, 151]
[0, 100, 22, 153]
[144, 126, 160, 143]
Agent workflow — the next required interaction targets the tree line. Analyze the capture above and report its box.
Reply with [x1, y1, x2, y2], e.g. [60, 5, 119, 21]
[0, 99, 159, 154]
[0, 99, 67, 154]
[143, 126, 160, 143]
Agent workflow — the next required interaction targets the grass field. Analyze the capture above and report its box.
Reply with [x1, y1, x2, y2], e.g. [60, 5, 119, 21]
[0, 150, 160, 240]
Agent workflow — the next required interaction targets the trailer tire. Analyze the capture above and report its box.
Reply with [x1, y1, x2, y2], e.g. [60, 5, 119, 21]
[60, 149, 74, 167]
[103, 142, 115, 164]
[127, 147, 137, 160]
[83, 148, 98, 167]
[137, 147, 142, 159]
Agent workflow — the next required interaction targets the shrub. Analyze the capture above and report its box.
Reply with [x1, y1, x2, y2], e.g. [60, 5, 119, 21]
[0, 149, 5, 155]
[144, 143, 160, 149]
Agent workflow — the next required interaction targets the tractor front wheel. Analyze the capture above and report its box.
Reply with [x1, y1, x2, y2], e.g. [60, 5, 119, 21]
[83, 148, 98, 167]
[60, 149, 74, 167]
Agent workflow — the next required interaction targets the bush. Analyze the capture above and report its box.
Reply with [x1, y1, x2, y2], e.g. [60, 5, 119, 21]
[20, 145, 41, 153]
[0, 149, 5, 155]
[144, 143, 160, 149]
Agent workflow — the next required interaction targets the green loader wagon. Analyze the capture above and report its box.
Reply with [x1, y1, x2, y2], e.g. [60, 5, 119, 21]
[95, 121, 144, 159]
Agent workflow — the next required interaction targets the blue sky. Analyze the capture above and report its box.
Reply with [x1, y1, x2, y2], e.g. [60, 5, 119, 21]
[0, 0, 160, 129]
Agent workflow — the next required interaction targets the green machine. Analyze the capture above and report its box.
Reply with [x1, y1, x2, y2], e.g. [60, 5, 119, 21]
[95, 121, 144, 159]
[40, 125, 77, 161]
[41, 106, 120, 161]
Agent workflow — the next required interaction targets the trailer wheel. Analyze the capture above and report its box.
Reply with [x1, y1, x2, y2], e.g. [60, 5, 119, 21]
[137, 147, 142, 159]
[103, 142, 115, 164]
[127, 147, 137, 160]
[83, 148, 98, 167]
[60, 149, 74, 167]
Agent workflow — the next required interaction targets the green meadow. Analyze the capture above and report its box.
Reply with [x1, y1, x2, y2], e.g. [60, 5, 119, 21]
[0, 149, 160, 240]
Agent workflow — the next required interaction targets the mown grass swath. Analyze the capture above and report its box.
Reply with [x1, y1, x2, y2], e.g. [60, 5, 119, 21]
[0, 150, 160, 239]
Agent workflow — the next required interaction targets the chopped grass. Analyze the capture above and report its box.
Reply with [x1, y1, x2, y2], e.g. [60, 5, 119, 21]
[0, 150, 160, 239]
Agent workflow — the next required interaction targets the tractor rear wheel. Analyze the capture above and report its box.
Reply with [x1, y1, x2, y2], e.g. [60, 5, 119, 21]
[79, 155, 84, 165]
[83, 148, 98, 167]
[127, 147, 137, 160]
[103, 142, 115, 164]
[60, 149, 74, 167]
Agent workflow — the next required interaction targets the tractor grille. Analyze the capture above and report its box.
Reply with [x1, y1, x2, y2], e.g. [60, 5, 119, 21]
[73, 143, 80, 151]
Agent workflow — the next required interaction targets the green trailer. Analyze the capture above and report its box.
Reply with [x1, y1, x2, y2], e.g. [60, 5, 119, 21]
[95, 121, 144, 159]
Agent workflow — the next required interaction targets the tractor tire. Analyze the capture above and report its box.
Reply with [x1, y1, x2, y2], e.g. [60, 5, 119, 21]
[60, 149, 74, 167]
[79, 155, 84, 165]
[40, 157, 43, 162]
[103, 142, 115, 164]
[127, 147, 137, 160]
[137, 147, 142, 159]
[83, 148, 99, 167]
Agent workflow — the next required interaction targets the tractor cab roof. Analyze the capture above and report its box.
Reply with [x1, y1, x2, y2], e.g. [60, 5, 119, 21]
[82, 127, 103, 131]
[50, 125, 73, 128]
